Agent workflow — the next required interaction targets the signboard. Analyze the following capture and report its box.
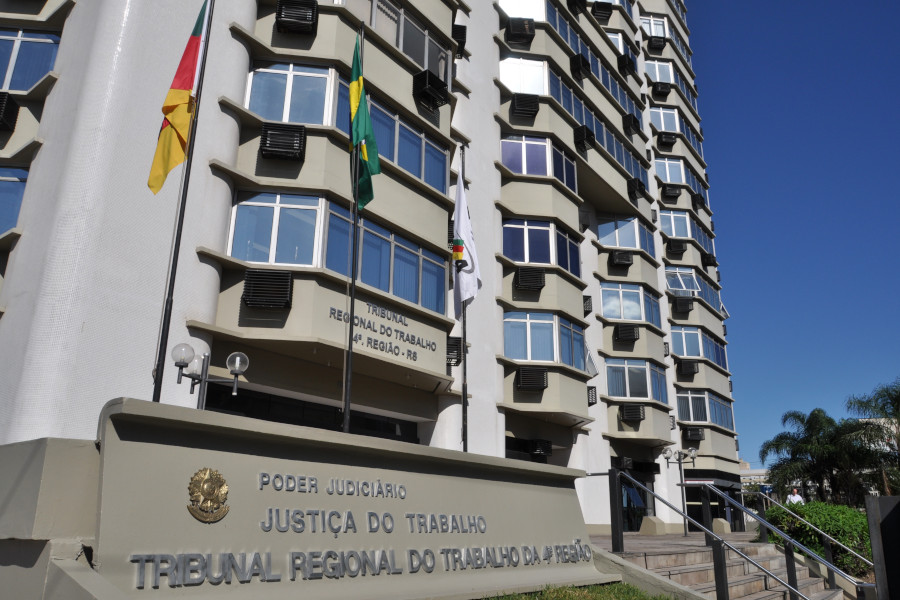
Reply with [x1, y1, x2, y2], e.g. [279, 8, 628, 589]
[93, 399, 616, 599]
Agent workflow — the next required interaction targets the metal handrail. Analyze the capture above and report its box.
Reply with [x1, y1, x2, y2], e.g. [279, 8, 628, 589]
[617, 471, 811, 600]
[754, 491, 873, 568]
[698, 484, 875, 593]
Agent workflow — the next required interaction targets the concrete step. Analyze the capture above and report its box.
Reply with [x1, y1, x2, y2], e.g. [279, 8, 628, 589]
[733, 588, 843, 600]
[652, 559, 746, 586]
[691, 572, 824, 600]
[622, 547, 713, 569]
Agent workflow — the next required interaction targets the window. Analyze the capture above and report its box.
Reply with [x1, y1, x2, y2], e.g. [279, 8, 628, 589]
[0, 167, 26, 233]
[499, 58, 546, 95]
[677, 389, 734, 431]
[548, 69, 648, 186]
[607, 359, 667, 403]
[671, 326, 727, 369]
[504, 312, 586, 370]
[0, 29, 59, 91]
[666, 266, 723, 312]
[660, 210, 714, 254]
[645, 60, 698, 113]
[370, 100, 449, 192]
[502, 219, 581, 277]
[656, 157, 709, 204]
[649, 107, 703, 157]
[246, 62, 447, 193]
[326, 204, 446, 313]
[229, 192, 321, 265]
[640, 16, 691, 67]
[501, 136, 577, 192]
[597, 216, 655, 256]
[600, 283, 661, 327]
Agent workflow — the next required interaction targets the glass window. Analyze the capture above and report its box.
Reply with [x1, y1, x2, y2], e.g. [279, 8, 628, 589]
[677, 390, 733, 430]
[503, 219, 580, 276]
[248, 63, 332, 124]
[0, 29, 59, 91]
[504, 312, 587, 369]
[606, 359, 665, 402]
[655, 157, 684, 184]
[229, 192, 320, 265]
[600, 283, 663, 326]
[372, 0, 451, 82]
[499, 58, 546, 95]
[0, 167, 27, 233]
[370, 101, 448, 193]
[597, 216, 655, 256]
[559, 317, 585, 370]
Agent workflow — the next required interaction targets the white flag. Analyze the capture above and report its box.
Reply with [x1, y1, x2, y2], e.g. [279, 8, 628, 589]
[452, 176, 481, 319]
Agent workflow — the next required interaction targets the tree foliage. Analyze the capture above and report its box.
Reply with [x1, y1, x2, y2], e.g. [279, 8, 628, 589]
[846, 377, 900, 494]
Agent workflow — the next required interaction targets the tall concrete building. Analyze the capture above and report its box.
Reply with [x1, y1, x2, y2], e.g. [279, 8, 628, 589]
[0, 0, 738, 532]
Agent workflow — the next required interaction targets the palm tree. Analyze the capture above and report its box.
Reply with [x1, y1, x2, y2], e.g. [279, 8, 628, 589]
[846, 377, 900, 494]
[759, 408, 874, 505]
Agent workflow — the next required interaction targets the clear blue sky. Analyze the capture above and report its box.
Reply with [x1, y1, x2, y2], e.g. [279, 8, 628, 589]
[687, 2, 900, 467]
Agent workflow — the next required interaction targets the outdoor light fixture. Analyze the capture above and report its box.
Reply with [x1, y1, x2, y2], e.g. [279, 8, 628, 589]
[171, 343, 250, 410]
[663, 447, 697, 536]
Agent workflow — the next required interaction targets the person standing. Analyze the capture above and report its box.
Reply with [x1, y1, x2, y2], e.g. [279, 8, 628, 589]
[786, 488, 804, 504]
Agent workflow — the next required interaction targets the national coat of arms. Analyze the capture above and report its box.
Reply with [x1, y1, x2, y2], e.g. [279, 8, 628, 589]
[187, 468, 230, 523]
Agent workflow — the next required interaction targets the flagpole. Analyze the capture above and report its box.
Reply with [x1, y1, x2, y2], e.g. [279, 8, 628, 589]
[458, 146, 469, 452]
[151, 0, 216, 404]
[342, 25, 365, 433]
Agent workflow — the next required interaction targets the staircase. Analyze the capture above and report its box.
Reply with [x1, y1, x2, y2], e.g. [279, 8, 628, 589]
[619, 540, 844, 600]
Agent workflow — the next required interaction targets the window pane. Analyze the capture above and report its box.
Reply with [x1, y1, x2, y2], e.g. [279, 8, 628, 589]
[288, 74, 327, 124]
[628, 366, 648, 397]
[504, 320, 527, 359]
[424, 141, 446, 192]
[601, 289, 621, 319]
[531, 322, 554, 360]
[393, 246, 419, 303]
[398, 124, 422, 176]
[692, 396, 707, 421]
[10, 40, 57, 91]
[325, 212, 352, 275]
[501, 140, 522, 173]
[0, 40, 13, 84]
[568, 242, 580, 277]
[598, 219, 617, 246]
[371, 105, 395, 161]
[524, 142, 547, 175]
[249, 71, 287, 121]
[361, 230, 391, 291]
[556, 232, 568, 271]
[336, 82, 350, 134]
[527, 228, 551, 263]
[427, 39, 446, 80]
[275, 207, 316, 264]
[608, 366, 626, 396]
[0, 179, 25, 233]
[503, 225, 525, 261]
[573, 330, 585, 370]
[402, 19, 426, 67]
[421, 260, 445, 313]
[618, 219, 637, 247]
[622, 290, 641, 320]
[559, 325, 572, 366]
[231, 205, 274, 262]
[677, 396, 690, 420]
[685, 332, 701, 356]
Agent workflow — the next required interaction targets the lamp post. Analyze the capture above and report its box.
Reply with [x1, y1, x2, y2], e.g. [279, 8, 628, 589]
[663, 447, 697, 536]
[171, 343, 249, 410]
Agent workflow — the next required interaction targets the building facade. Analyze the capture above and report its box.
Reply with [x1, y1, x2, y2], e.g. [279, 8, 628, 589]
[0, 0, 738, 532]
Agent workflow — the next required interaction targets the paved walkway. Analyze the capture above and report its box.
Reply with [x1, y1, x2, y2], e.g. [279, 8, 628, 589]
[590, 531, 760, 554]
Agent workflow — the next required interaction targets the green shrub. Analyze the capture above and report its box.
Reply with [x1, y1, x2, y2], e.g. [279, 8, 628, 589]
[762, 501, 872, 577]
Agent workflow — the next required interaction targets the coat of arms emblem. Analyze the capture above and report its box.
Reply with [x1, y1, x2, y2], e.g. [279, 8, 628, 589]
[187, 468, 230, 523]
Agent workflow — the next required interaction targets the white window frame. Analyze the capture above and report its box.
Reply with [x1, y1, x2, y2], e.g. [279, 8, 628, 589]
[655, 157, 684, 184]
[227, 192, 326, 266]
[0, 29, 58, 91]
[650, 107, 679, 133]
[245, 63, 339, 125]
[645, 60, 674, 83]
[499, 58, 547, 95]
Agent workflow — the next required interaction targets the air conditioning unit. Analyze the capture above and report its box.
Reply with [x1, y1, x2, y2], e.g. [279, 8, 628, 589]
[622, 114, 641, 136]
[506, 18, 536, 45]
[260, 123, 306, 160]
[567, 0, 586, 14]
[657, 132, 678, 148]
[677, 360, 700, 376]
[667, 239, 688, 255]
[648, 36, 667, 51]
[570, 54, 591, 80]
[587, 386, 598, 406]
[673, 296, 694, 313]
[583, 295, 593, 315]
[627, 177, 645, 200]
[591, 1, 614, 22]
[513, 266, 545, 290]
[701, 252, 718, 267]
[620, 404, 645, 422]
[651, 81, 671, 98]
[683, 427, 705, 441]
[452, 24, 467, 58]
[446, 336, 462, 366]
[723, 324, 728, 336]
[275, 0, 319, 34]
[242, 269, 294, 308]
[0, 92, 20, 131]
[516, 366, 548, 390]
[412, 69, 449, 111]
[528, 438, 553, 456]
[617, 54, 636, 77]
[574, 124, 595, 151]
[510, 93, 540, 119]
[661, 183, 681, 199]
[609, 250, 633, 267]
[615, 323, 640, 342]
[691, 192, 706, 210]
[670, 415, 677, 430]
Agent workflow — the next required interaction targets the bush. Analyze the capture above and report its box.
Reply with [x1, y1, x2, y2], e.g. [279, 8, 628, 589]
[486, 583, 669, 600]
[763, 501, 872, 577]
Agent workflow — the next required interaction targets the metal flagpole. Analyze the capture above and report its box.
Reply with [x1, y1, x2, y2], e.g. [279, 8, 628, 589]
[459, 146, 468, 452]
[152, 0, 217, 404]
[342, 24, 365, 433]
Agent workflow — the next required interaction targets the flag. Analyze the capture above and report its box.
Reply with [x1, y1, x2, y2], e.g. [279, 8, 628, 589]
[349, 36, 381, 209]
[148, 1, 209, 194]
[453, 175, 481, 319]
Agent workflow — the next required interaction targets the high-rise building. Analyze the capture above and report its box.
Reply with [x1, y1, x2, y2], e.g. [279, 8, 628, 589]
[0, 0, 738, 532]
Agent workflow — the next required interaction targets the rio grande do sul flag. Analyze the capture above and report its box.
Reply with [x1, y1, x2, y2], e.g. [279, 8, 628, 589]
[452, 175, 481, 319]
[148, 1, 208, 194]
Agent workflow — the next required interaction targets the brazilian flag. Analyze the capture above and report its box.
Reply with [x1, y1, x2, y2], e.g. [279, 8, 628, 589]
[350, 37, 381, 209]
